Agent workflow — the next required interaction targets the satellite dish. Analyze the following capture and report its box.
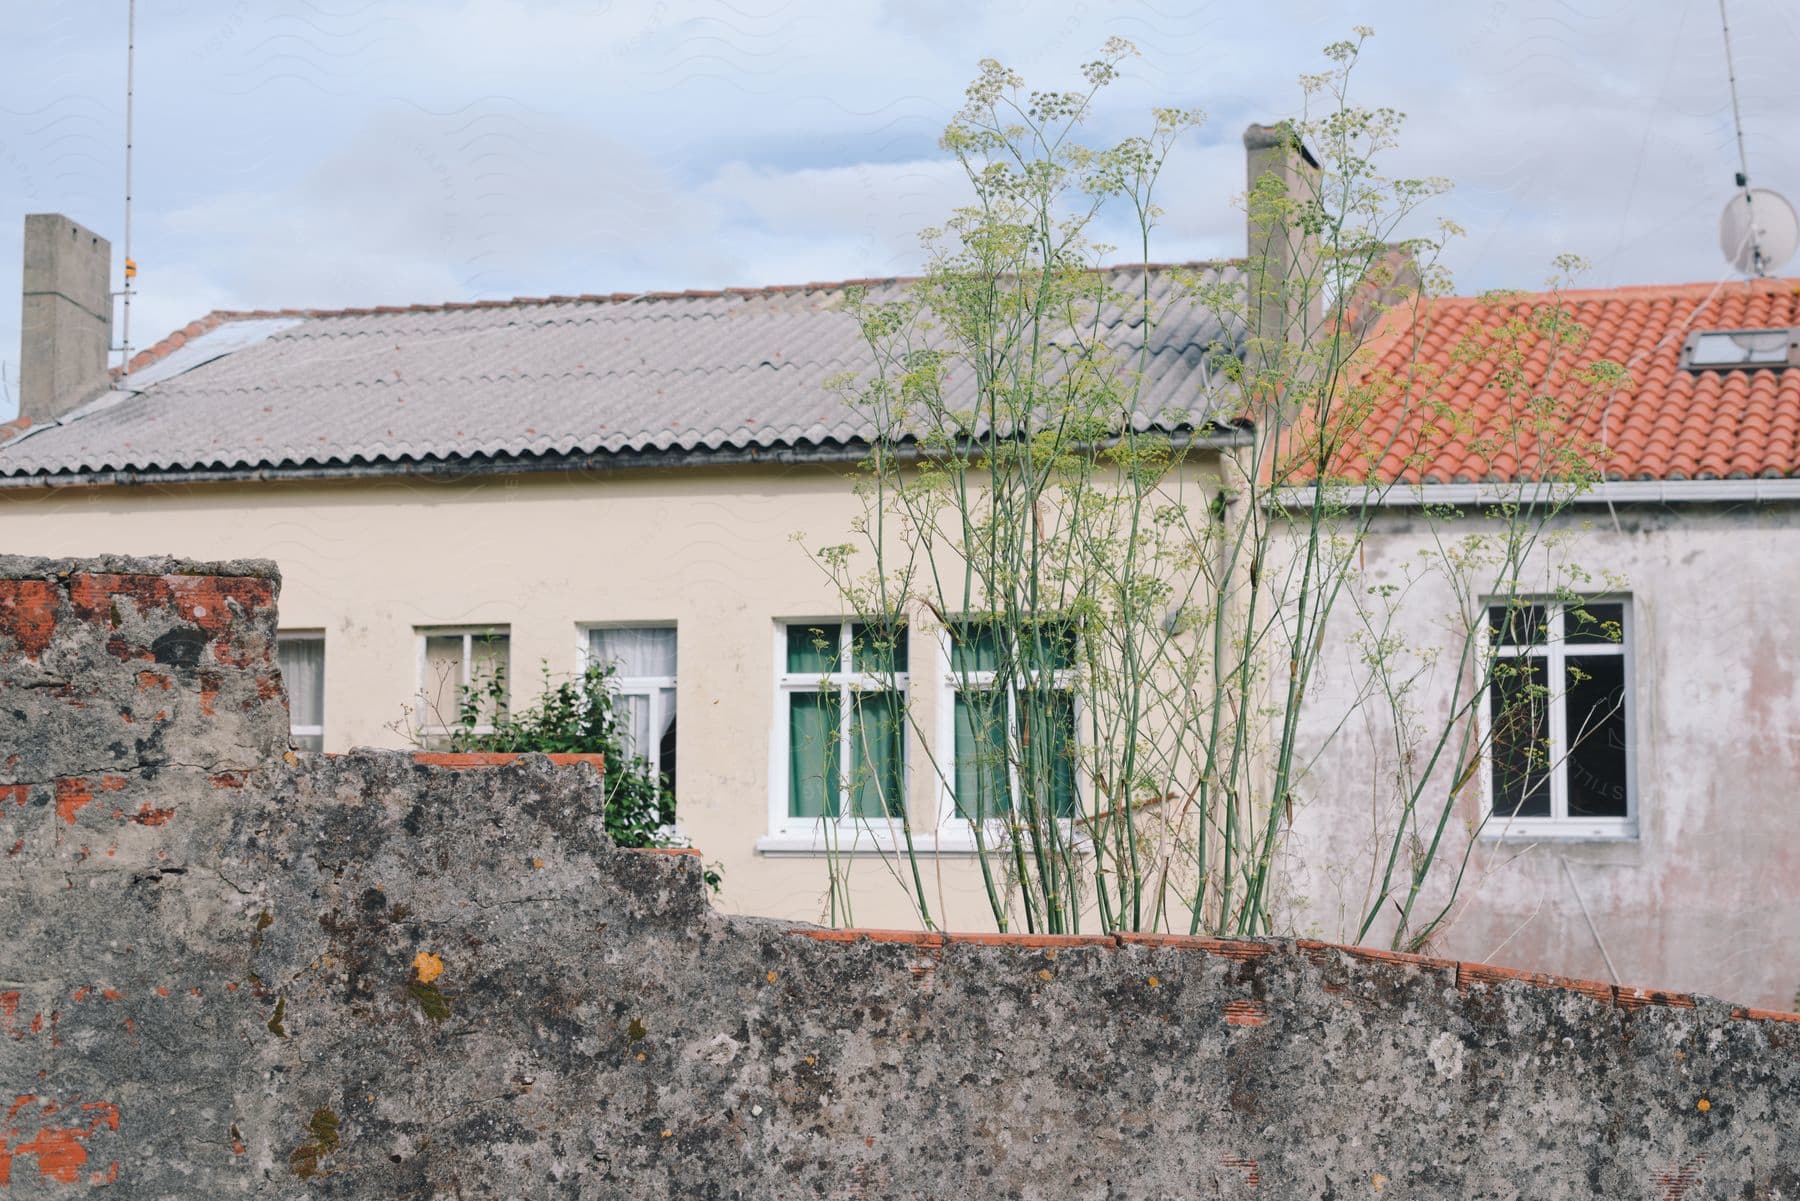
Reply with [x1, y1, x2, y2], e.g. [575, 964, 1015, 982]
[1719, 187, 1799, 276]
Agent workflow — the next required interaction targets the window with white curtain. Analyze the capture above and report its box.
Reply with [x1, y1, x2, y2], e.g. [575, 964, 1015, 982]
[586, 627, 677, 795]
[277, 632, 325, 752]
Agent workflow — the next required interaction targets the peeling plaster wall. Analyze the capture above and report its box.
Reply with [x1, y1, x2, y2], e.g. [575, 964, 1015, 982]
[0, 554, 1795, 1199]
[1287, 503, 1800, 1011]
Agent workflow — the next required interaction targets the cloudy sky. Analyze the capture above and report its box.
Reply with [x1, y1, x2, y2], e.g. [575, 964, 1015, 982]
[2, 0, 1796, 419]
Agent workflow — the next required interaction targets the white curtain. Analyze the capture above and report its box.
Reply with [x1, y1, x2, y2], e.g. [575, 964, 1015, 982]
[278, 637, 325, 750]
[589, 627, 676, 679]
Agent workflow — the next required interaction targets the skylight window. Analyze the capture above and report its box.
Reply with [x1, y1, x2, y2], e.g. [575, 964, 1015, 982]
[1681, 328, 1794, 372]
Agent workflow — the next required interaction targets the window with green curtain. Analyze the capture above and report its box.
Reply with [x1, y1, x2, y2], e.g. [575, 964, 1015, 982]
[948, 618, 1079, 823]
[787, 689, 841, 818]
[782, 621, 908, 822]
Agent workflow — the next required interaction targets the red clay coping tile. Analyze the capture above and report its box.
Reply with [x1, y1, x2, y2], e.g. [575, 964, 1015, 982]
[412, 751, 604, 770]
[785, 927, 1796, 1024]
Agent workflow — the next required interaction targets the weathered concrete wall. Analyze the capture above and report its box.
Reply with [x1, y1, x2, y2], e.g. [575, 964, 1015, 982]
[1, 554, 1796, 1198]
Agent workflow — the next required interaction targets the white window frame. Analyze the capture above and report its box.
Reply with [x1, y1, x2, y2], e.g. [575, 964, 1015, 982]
[415, 625, 510, 739]
[1480, 597, 1636, 841]
[276, 630, 325, 750]
[577, 623, 677, 785]
[761, 620, 911, 853]
[934, 621, 1082, 844]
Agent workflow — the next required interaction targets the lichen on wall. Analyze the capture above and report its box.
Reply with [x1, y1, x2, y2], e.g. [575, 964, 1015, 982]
[0, 554, 1794, 1198]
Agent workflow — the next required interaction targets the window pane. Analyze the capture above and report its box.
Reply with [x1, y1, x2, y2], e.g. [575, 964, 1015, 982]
[953, 690, 1009, 821]
[1488, 603, 1548, 648]
[1565, 603, 1624, 646]
[850, 622, 908, 675]
[786, 624, 841, 674]
[421, 635, 465, 726]
[617, 692, 651, 763]
[1490, 657, 1550, 818]
[787, 691, 841, 818]
[1566, 655, 1629, 817]
[1023, 620, 1078, 672]
[949, 623, 1001, 674]
[849, 691, 905, 818]
[277, 636, 324, 729]
[1016, 688, 1078, 819]
[656, 686, 677, 798]
[1691, 329, 1788, 367]
[590, 627, 676, 678]
[470, 632, 510, 718]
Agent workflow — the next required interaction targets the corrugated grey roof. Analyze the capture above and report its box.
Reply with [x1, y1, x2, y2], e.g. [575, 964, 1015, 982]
[0, 264, 1247, 481]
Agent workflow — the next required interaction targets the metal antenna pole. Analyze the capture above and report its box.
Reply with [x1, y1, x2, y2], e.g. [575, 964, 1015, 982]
[1718, 0, 1764, 275]
[121, 0, 135, 376]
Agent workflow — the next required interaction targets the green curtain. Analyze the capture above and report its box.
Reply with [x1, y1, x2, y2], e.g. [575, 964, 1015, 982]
[949, 623, 1001, 674]
[1016, 687, 1078, 820]
[786, 624, 841, 674]
[953, 690, 1010, 821]
[788, 690, 841, 818]
[849, 691, 905, 818]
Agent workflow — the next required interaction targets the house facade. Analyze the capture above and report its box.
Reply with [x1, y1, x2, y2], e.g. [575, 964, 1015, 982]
[1286, 280, 1800, 1010]
[0, 212, 1248, 932]
[6, 198, 1795, 1007]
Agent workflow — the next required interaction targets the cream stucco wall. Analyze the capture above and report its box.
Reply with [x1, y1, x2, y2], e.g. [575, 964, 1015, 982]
[0, 457, 1223, 931]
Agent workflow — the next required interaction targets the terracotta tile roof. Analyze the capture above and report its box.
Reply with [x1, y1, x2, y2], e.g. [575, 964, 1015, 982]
[1305, 276, 1800, 485]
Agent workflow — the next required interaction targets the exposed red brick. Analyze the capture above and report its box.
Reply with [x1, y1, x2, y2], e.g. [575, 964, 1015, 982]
[128, 805, 175, 827]
[209, 773, 246, 790]
[1732, 1006, 1800, 1024]
[0, 785, 26, 807]
[1223, 999, 1269, 1027]
[52, 779, 92, 826]
[0, 580, 59, 659]
[4, 1099, 119, 1184]
[68, 574, 273, 634]
[1217, 1155, 1260, 1189]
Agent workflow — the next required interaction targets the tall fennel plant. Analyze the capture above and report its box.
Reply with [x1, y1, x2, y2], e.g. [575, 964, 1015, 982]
[811, 31, 1621, 947]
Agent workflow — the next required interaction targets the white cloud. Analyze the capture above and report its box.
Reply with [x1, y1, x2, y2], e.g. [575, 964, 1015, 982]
[4, 0, 1800, 419]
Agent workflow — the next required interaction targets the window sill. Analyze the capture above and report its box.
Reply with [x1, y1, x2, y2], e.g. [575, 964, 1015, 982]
[1479, 819, 1638, 843]
[756, 824, 1091, 857]
[756, 826, 988, 857]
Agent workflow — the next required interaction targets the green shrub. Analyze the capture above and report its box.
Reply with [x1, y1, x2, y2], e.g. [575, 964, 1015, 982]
[450, 658, 719, 889]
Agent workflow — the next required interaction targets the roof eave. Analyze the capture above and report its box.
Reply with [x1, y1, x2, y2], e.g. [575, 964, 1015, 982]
[0, 425, 1255, 491]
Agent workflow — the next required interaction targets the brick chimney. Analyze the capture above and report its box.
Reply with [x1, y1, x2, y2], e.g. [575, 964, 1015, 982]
[1243, 123, 1322, 364]
[19, 213, 114, 423]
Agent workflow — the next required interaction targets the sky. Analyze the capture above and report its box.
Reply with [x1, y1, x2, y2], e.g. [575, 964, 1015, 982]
[2, 0, 1797, 420]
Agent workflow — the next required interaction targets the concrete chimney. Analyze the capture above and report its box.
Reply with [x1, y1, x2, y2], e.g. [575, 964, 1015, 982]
[1243, 123, 1323, 363]
[19, 213, 114, 424]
